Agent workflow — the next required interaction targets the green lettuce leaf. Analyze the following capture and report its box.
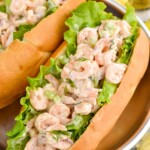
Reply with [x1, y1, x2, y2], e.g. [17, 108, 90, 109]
[13, 24, 34, 40]
[5, 0, 11, 14]
[97, 80, 118, 106]
[0, 5, 6, 12]
[64, 1, 114, 56]
[66, 114, 93, 141]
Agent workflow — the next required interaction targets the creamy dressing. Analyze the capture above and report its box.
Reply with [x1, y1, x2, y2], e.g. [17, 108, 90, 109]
[25, 20, 131, 149]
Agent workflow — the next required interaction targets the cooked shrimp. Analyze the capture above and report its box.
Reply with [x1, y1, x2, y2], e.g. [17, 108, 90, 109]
[49, 103, 71, 125]
[30, 88, 49, 111]
[45, 74, 60, 89]
[58, 81, 75, 95]
[105, 62, 127, 84]
[43, 83, 57, 93]
[103, 50, 117, 66]
[92, 61, 105, 81]
[10, 15, 27, 27]
[1, 27, 14, 48]
[74, 79, 93, 90]
[76, 97, 99, 113]
[24, 136, 45, 150]
[99, 20, 121, 38]
[119, 20, 131, 38]
[51, 0, 64, 6]
[35, 112, 60, 132]
[77, 27, 98, 47]
[74, 87, 100, 98]
[10, 0, 27, 15]
[26, 117, 38, 137]
[49, 103, 70, 119]
[25, 0, 46, 8]
[94, 38, 111, 52]
[99, 20, 131, 39]
[74, 43, 94, 60]
[25, 135, 56, 150]
[110, 38, 123, 51]
[61, 96, 75, 105]
[0, 12, 10, 31]
[74, 102, 92, 115]
[26, 10, 38, 24]
[47, 134, 73, 150]
[34, 6, 46, 20]
[61, 60, 93, 80]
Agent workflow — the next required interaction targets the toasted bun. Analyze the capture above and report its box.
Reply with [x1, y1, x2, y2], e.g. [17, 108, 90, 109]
[0, 0, 85, 109]
[0, 41, 50, 108]
[24, 0, 86, 52]
[45, 29, 149, 150]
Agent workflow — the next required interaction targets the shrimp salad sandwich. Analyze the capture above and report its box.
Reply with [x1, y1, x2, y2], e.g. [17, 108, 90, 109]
[0, 0, 85, 108]
[7, 1, 149, 150]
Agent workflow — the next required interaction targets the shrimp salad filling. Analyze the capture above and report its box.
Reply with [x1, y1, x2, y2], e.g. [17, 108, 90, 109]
[0, 0, 66, 50]
[7, 2, 138, 150]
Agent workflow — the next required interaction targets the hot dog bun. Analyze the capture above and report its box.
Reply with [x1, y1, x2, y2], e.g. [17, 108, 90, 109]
[0, 0, 85, 109]
[45, 29, 149, 150]
[0, 40, 50, 109]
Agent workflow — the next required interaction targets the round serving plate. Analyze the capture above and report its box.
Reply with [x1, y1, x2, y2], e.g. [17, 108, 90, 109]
[0, 0, 149, 150]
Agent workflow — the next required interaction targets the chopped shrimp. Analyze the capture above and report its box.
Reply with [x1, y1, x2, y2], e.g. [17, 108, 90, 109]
[45, 74, 60, 89]
[103, 50, 117, 66]
[77, 27, 98, 47]
[58, 81, 75, 95]
[99, 20, 121, 38]
[24, 136, 45, 150]
[0, 12, 10, 31]
[25, 135, 56, 150]
[99, 20, 131, 39]
[61, 96, 75, 105]
[10, 0, 27, 15]
[35, 112, 60, 132]
[74, 102, 92, 115]
[30, 88, 49, 111]
[51, 0, 64, 6]
[49, 103, 71, 125]
[34, 6, 46, 20]
[94, 38, 112, 52]
[92, 61, 105, 81]
[119, 20, 131, 38]
[26, 10, 38, 24]
[37, 132, 47, 146]
[74, 79, 93, 90]
[26, 117, 38, 137]
[49, 103, 70, 119]
[106, 62, 127, 84]
[61, 60, 93, 80]
[110, 38, 123, 51]
[1, 27, 14, 48]
[74, 87, 100, 98]
[10, 15, 27, 27]
[94, 52, 104, 66]
[25, 0, 46, 8]
[47, 134, 73, 150]
[74, 43, 94, 60]
[43, 83, 57, 93]
[76, 97, 99, 113]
